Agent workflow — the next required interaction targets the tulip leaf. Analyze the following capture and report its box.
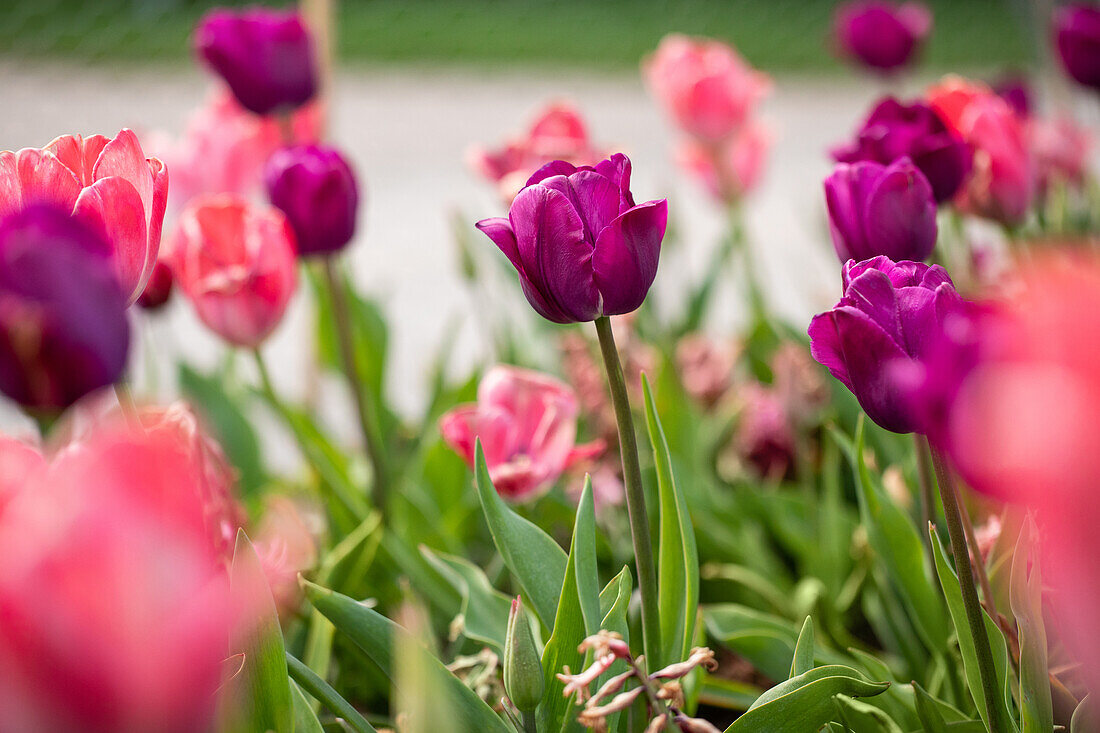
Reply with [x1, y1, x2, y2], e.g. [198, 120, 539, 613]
[223, 529, 294, 733]
[790, 616, 816, 678]
[928, 527, 1017, 733]
[598, 565, 633, 733]
[726, 665, 889, 732]
[834, 694, 904, 733]
[1072, 695, 1096, 733]
[285, 652, 376, 733]
[472, 440, 567, 630]
[537, 479, 599, 733]
[301, 579, 509, 733]
[290, 680, 325, 733]
[642, 374, 699, 669]
[706, 604, 845, 682]
[1009, 518, 1053, 733]
[912, 681, 984, 733]
[420, 545, 515, 654]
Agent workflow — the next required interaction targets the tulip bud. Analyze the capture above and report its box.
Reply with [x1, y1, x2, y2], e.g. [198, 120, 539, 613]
[503, 597, 544, 712]
[194, 8, 318, 116]
[1054, 3, 1100, 93]
[265, 145, 359, 257]
[833, 1, 932, 73]
[137, 260, 174, 311]
[476, 153, 667, 324]
[0, 205, 130, 411]
[824, 157, 937, 264]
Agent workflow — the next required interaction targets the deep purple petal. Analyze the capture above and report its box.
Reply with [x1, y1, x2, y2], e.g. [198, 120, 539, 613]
[593, 153, 634, 205]
[841, 267, 902, 340]
[833, 307, 915, 433]
[862, 158, 937, 262]
[526, 160, 578, 187]
[808, 310, 853, 391]
[824, 163, 873, 261]
[592, 199, 666, 316]
[475, 217, 520, 267]
[563, 170, 624, 243]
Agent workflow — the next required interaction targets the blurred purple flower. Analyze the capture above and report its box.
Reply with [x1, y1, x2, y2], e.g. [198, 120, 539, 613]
[1054, 3, 1100, 93]
[476, 153, 667, 323]
[265, 144, 359, 256]
[834, 1, 932, 72]
[993, 75, 1033, 117]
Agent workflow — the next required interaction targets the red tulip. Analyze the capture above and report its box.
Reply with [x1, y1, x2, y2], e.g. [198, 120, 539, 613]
[167, 194, 298, 348]
[0, 130, 168, 303]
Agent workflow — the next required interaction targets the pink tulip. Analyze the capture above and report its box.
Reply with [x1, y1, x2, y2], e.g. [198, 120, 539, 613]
[675, 334, 739, 408]
[0, 436, 43, 515]
[927, 77, 1034, 224]
[467, 101, 609, 203]
[0, 425, 233, 733]
[253, 495, 318, 615]
[0, 129, 168, 303]
[1028, 116, 1091, 195]
[151, 90, 321, 212]
[167, 194, 298, 348]
[439, 365, 602, 501]
[676, 121, 771, 204]
[734, 384, 795, 480]
[643, 34, 771, 143]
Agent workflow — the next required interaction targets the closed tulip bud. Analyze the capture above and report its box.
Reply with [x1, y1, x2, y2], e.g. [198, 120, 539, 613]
[504, 597, 544, 712]
[1054, 3, 1100, 93]
[167, 194, 298, 348]
[0, 205, 130, 411]
[476, 153, 667, 323]
[194, 7, 317, 116]
[265, 145, 359, 256]
[825, 157, 937, 263]
[136, 260, 174, 311]
[834, 1, 932, 73]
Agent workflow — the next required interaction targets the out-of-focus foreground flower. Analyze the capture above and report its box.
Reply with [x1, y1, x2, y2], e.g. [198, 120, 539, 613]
[1054, 3, 1100, 93]
[833, 1, 932, 73]
[439, 365, 603, 502]
[265, 144, 359, 256]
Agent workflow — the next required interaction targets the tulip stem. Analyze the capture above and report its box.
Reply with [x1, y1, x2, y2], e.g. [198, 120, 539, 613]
[521, 711, 537, 733]
[321, 257, 390, 513]
[913, 435, 937, 574]
[593, 315, 661, 668]
[930, 446, 1006, 733]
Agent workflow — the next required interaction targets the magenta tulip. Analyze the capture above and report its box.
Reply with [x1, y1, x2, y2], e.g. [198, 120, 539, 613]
[1054, 3, 1100, 93]
[265, 144, 359, 256]
[834, 1, 932, 72]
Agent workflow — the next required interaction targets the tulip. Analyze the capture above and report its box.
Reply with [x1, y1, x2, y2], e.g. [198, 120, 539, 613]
[0, 426, 233, 733]
[167, 194, 298, 348]
[0, 129, 168, 303]
[265, 144, 359, 256]
[476, 153, 667, 323]
[675, 334, 738, 408]
[136, 260, 174, 311]
[808, 256, 961, 433]
[643, 34, 771, 143]
[834, 1, 933, 72]
[1054, 3, 1100, 93]
[1028, 116, 1092, 195]
[734, 384, 796, 480]
[993, 75, 1033, 117]
[832, 97, 971, 203]
[439, 365, 602, 501]
[0, 205, 130, 411]
[0, 436, 43, 515]
[676, 121, 771, 204]
[928, 76, 1034, 224]
[193, 7, 317, 116]
[503, 597, 544, 712]
[824, 157, 938, 263]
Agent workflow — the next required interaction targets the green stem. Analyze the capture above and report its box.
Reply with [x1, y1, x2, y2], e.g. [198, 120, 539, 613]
[521, 711, 537, 733]
[593, 315, 661, 667]
[286, 652, 377, 733]
[930, 446, 1006, 733]
[914, 435, 937, 575]
[321, 257, 390, 513]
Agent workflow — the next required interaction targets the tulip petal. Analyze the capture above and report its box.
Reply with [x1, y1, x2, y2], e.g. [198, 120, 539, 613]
[592, 199, 666, 316]
[832, 307, 914, 433]
[147, 157, 168, 258]
[0, 149, 82, 218]
[808, 310, 854, 391]
[863, 159, 937, 262]
[93, 129, 155, 228]
[510, 184, 599, 323]
[526, 160, 578, 187]
[475, 216, 520, 265]
[45, 133, 110, 186]
[536, 170, 622, 244]
[74, 177, 148, 302]
[594, 153, 633, 204]
[842, 267, 902, 341]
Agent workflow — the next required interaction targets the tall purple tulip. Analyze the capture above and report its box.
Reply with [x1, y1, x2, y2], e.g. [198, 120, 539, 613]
[265, 145, 359, 256]
[808, 256, 961, 433]
[833, 98, 971, 203]
[476, 153, 667, 324]
[194, 8, 317, 116]
[824, 157, 937, 263]
[1054, 3, 1100, 92]
[0, 205, 130, 410]
[834, 1, 932, 72]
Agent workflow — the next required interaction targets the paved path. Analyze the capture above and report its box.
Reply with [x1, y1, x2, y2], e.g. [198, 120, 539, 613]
[0, 60, 898, 444]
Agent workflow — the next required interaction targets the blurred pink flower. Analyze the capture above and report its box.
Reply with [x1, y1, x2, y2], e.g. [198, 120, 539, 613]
[734, 385, 795, 480]
[771, 342, 830, 426]
[643, 34, 771, 143]
[675, 334, 739, 408]
[928, 76, 1034, 224]
[151, 89, 321, 212]
[439, 365, 602, 501]
[167, 193, 298, 348]
[253, 495, 318, 615]
[0, 425, 233, 733]
[1027, 116, 1091, 195]
[0, 129, 168, 303]
[676, 121, 771, 204]
[0, 436, 43, 515]
[467, 101, 609, 203]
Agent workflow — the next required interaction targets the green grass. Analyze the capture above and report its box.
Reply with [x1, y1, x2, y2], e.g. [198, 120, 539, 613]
[0, 0, 1036, 74]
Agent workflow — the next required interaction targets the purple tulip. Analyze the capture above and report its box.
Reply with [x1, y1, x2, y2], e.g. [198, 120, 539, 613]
[1054, 3, 1100, 92]
[808, 256, 961, 433]
[0, 205, 130, 410]
[265, 145, 359, 256]
[833, 97, 972, 203]
[194, 7, 317, 116]
[476, 153, 667, 324]
[834, 1, 932, 72]
[825, 157, 937, 264]
[993, 75, 1033, 118]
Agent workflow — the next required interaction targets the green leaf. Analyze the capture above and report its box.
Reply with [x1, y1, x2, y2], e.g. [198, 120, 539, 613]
[473, 441, 567, 630]
[726, 665, 889, 732]
[286, 652, 376, 733]
[222, 529, 293, 733]
[1009, 518, 1053, 733]
[912, 681, 984, 733]
[1072, 695, 1096, 733]
[301, 580, 509, 733]
[538, 480, 600, 733]
[929, 528, 1016, 732]
[698, 675, 764, 712]
[642, 374, 700, 668]
[573, 475, 601, 636]
[790, 617, 815, 678]
[706, 605, 845, 682]
[599, 566, 632, 643]
[420, 546, 515, 653]
[833, 694, 904, 733]
[290, 680, 325, 733]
